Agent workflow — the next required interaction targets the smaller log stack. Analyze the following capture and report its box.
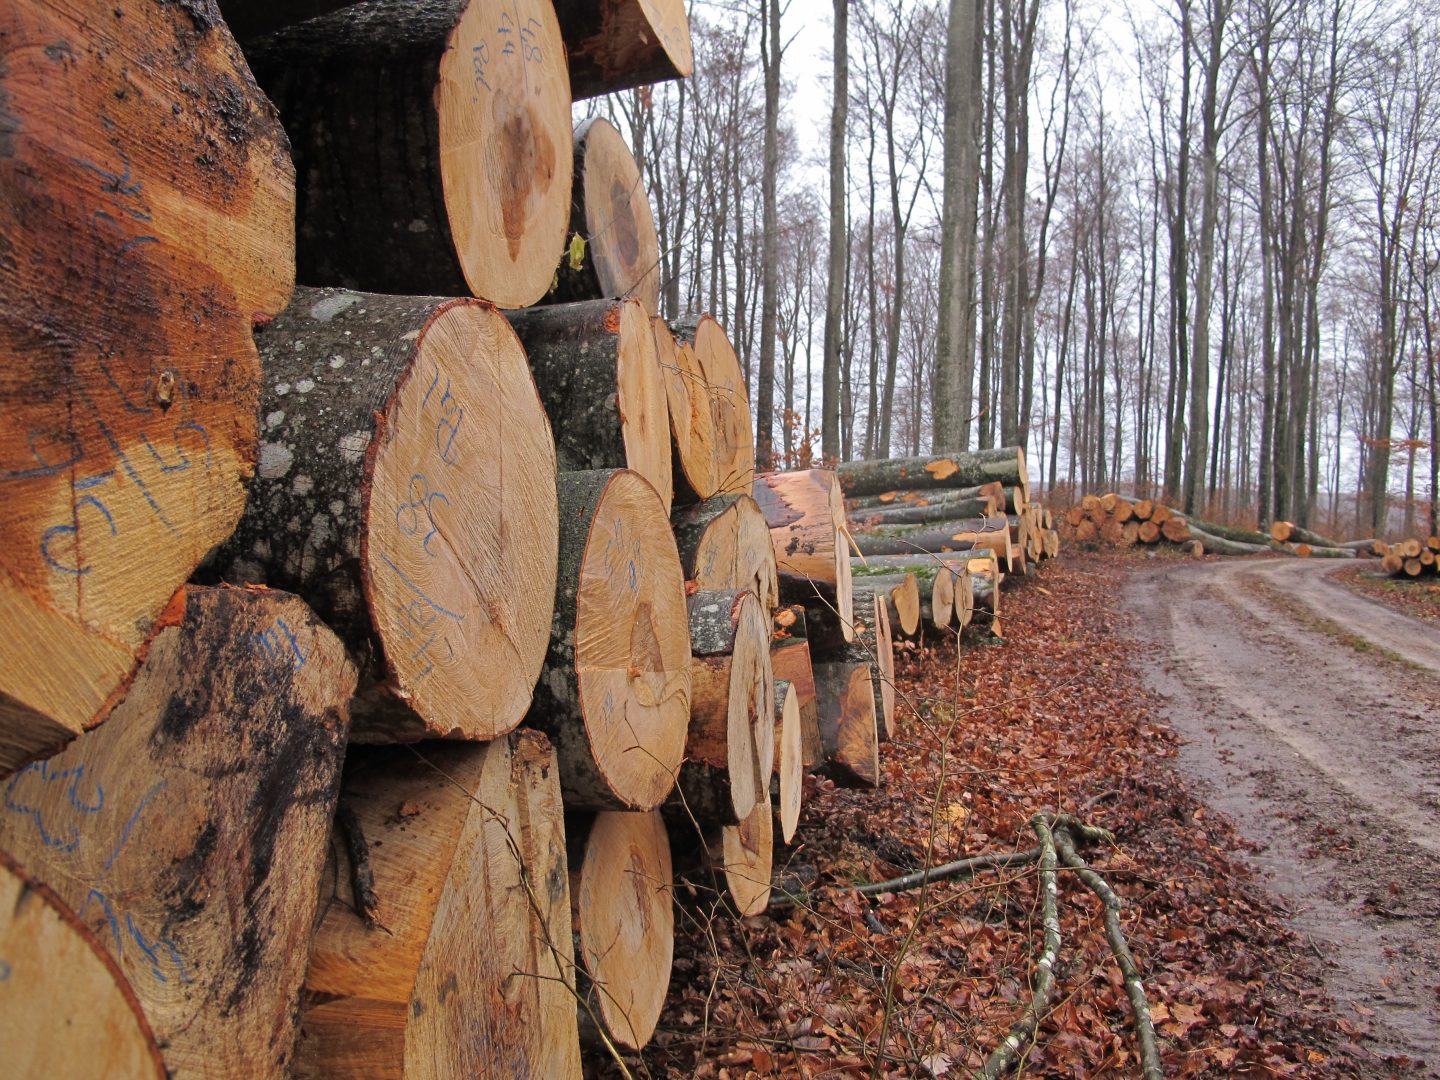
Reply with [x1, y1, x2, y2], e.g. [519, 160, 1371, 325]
[1376, 534, 1440, 578]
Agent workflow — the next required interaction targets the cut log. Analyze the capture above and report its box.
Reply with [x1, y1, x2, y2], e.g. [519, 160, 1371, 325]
[812, 660, 880, 789]
[969, 558, 1004, 638]
[205, 288, 557, 743]
[1187, 525, 1269, 556]
[655, 319, 719, 504]
[948, 562, 976, 630]
[928, 557, 956, 629]
[1178, 517, 1273, 546]
[1133, 499, 1155, 521]
[858, 593, 896, 741]
[848, 517, 993, 559]
[836, 447, 1029, 501]
[1161, 517, 1192, 543]
[673, 590, 774, 825]
[295, 732, 579, 1080]
[248, 0, 570, 306]
[1269, 520, 1341, 546]
[851, 571, 920, 638]
[671, 494, 780, 608]
[528, 469, 691, 811]
[675, 316, 755, 496]
[717, 791, 774, 915]
[1137, 520, 1161, 544]
[570, 810, 672, 1052]
[0, 850, 165, 1079]
[773, 679, 803, 843]
[546, 118, 661, 313]
[0, 586, 354, 1078]
[845, 482, 1002, 512]
[554, 0, 694, 99]
[1381, 551, 1404, 575]
[506, 297, 672, 513]
[0, 0, 293, 770]
[1149, 503, 1175, 525]
[771, 606, 822, 770]
[846, 495, 997, 526]
[753, 470, 854, 641]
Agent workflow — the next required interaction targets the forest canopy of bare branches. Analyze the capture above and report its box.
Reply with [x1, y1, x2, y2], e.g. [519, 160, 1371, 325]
[586, 0, 1440, 539]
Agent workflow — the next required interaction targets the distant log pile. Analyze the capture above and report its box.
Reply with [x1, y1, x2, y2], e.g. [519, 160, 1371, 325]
[1376, 534, 1440, 578]
[1, 2, 1065, 1072]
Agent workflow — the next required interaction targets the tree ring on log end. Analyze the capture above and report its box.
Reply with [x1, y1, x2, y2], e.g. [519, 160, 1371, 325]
[638, 0, 694, 80]
[578, 118, 660, 313]
[775, 680, 802, 843]
[616, 301, 674, 513]
[438, 0, 571, 306]
[654, 320, 718, 501]
[576, 470, 690, 809]
[691, 317, 755, 496]
[720, 791, 773, 916]
[363, 302, 558, 740]
[577, 811, 673, 1050]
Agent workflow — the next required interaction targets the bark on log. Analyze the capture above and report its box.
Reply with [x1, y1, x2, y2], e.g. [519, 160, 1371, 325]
[654, 319, 718, 504]
[836, 448, 1029, 501]
[553, 0, 694, 99]
[0, 850, 165, 1078]
[847, 495, 997, 526]
[1186, 525, 1268, 557]
[295, 733, 579, 1080]
[858, 593, 896, 740]
[528, 469, 691, 811]
[849, 518, 1001, 562]
[753, 469, 853, 640]
[771, 606, 822, 770]
[671, 494, 780, 609]
[773, 679, 803, 843]
[1183, 517, 1272, 546]
[0, 586, 354, 1078]
[248, 0, 571, 306]
[1160, 517, 1193, 543]
[506, 297, 672, 513]
[673, 591, 774, 825]
[812, 660, 879, 788]
[569, 810, 672, 1052]
[675, 316, 755, 496]
[218, 0, 352, 39]
[0, 0, 294, 769]
[968, 558, 1003, 638]
[1269, 520, 1341, 548]
[545, 118, 661, 313]
[204, 288, 558, 743]
[851, 571, 919, 638]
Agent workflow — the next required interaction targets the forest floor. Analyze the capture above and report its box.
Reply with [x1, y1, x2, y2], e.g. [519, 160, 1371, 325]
[606, 552, 1438, 1080]
[1328, 562, 1440, 622]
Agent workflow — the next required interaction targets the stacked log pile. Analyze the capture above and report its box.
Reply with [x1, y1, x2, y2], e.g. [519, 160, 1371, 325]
[2, 0, 1058, 1071]
[1376, 534, 1440, 578]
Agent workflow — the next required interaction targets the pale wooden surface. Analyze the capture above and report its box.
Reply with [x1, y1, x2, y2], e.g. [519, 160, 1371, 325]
[296, 732, 580, 1079]
[556, 0, 694, 98]
[774, 680, 803, 843]
[0, 850, 165, 1079]
[719, 789, 774, 915]
[654, 319, 719, 503]
[754, 469, 854, 640]
[0, 586, 354, 1078]
[0, 0, 294, 767]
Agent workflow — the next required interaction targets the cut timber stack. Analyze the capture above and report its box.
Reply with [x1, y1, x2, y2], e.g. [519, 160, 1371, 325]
[0, 586, 354, 1078]
[1377, 534, 1440, 578]
[0, 0, 294, 771]
[204, 288, 559, 743]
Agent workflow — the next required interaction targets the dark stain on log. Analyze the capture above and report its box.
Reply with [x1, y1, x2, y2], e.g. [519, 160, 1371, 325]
[630, 601, 662, 675]
[609, 178, 640, 266]
[164, 821, 218, 923]
[500, 105, 555, 259]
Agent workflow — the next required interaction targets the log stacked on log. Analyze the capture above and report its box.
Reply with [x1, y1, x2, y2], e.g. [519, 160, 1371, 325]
[1377, 534, 1440, 578]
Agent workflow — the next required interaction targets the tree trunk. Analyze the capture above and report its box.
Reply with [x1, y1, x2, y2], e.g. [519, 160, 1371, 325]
[0, 0, 293, 768]
[851, 571, 920, 639]
[849, 514, 1004, 560]
[204, 287, 558, 744]
[822, 0, 848, 462]
[248, 0, 571, 306]
[771, 606, 822, 770]
[848, 495, 998, 526]
[545, 119, 661, 314]
[753, 470, 854, 639]
[295, 732, 580, 1079]
[812, 660, 879, 788]
[836, 448, 1028, 499]
[0, 586, 354, 1078]
[569, 810, 673, 1052]
[673, 316, 755, 496]
[755, 0, 782, 470]
[672, 591, 775, 826]
[845, 480, 1005, 511]
[671, 495, 780, 609]
[507, 298, 672, 512]
[1186, 525, 1268, 557]
[527, 469, 691, 811]
[654, 319, 719, 504]
[774, 679, 803, 844]
[0, 850, 164, 1078]
[552, 0, 693, 99]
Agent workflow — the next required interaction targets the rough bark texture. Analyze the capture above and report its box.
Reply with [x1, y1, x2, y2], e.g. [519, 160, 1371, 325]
[545, 118, 661, 313]
[671, 494, 780, 608]
[528, 469, 691, 811]
[836, 448, 1029, 500]
[0, 586, 354, 1078]
[849, 525, 985, 559]
[295, 733, 580, 1080]
[654, 319, 719, 505]
[848, 495, 998, 526]
[552, 0, 693, 99]
[673, 591, 774, 826]
[218, 0, 351, 38]
[753, 469, 853, 639]
[204, 287, 558, 744]
[771, 606, 822, 771]
[0, 0, 294, 768]
[569, 810, 673, 1052]
[812, 660, 880, 789]
[507, 298, 672, 513]
[0, 850, 165, 1078]
[247, 0, 571, 306]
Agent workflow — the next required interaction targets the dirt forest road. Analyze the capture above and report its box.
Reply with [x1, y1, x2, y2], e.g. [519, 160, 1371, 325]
[1127, 557, 1440, 1072]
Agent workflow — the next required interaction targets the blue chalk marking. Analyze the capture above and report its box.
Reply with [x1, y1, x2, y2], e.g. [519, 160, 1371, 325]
[2, 428, 84, 481]
[0, 960, 10, 982]
[101, 781, 166, 873]
[377, 553, 466, 622]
